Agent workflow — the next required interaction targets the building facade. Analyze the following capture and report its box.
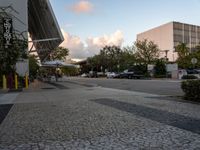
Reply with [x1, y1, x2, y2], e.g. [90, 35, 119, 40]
[137, 22, 200, 62]
[0, 0, 63, 76]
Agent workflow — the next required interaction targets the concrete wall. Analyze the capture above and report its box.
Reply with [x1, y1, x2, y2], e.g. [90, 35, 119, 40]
[137, 22, 177, 62]
[1, 0, 29, 76]
[0, 0, 28, 39]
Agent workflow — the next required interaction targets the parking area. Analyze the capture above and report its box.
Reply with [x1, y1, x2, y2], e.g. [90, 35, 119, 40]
[66, 77, 183, 96]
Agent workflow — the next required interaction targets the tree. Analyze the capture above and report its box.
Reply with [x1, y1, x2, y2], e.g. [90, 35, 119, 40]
[61, 67, 79, 76]
[175, 43, 189, 60]
[87, 46, 123, 72]
[50, 46, 69, 61]
[154, 59, 166, 77]
[120, 45, 136, 71]
[29, 55, 39, 78]
[175, 43, 200, 69]
[100, 45, 122, 71]
[134, 39, 159, 67]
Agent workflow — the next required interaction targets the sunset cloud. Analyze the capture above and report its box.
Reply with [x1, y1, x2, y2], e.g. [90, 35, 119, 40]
[60, 29, 87, 59]
[70, 1, 93, 13]
[86, 30, 124, 56]
[60, 29, 124, 59]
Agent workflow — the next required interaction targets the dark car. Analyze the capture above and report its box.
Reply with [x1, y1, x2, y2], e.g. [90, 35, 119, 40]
[186, 69, 199, 74]
[119, 68, 144, 79]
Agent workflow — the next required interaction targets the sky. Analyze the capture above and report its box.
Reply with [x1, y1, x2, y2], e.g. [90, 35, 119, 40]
[50, 0, 200, 60]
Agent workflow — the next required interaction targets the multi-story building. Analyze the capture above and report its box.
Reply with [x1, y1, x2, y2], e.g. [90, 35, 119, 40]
[137, 22, 200, 61]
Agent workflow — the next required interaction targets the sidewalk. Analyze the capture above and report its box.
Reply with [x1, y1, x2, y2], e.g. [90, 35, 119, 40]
[0, 80, 200, 149]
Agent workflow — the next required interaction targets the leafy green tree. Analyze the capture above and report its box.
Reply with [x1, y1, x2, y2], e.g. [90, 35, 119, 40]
[135, 39, 160, 67]
[120, 46, 136, 71]
[175, 43, 200, 69]
[29, 55, 39, 78]
[100, 45, 122, 71]
[50, 46, 69, 61]
[87, 46, 123, 72]
[175, 43, 189, 59]
[86, 45, 138, 73]
[154, 59, 166, 77]
[62, 67, 79, 76]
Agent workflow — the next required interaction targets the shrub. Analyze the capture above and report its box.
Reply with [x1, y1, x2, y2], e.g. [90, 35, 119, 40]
[154, 75, 166, 78]
[181, 80, 200, 101]
[181, 75, 198, 79]
[154, 59, 166, 76]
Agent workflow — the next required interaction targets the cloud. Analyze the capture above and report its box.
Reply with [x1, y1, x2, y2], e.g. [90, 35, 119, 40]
[60, 29, 124, 59]
[60, 29, 87, 59]
[86, 30, 124, 56]
[70, 1, 93, 13]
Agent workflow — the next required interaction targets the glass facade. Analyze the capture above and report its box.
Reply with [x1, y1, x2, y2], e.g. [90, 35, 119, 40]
[173, 22, 200, 50]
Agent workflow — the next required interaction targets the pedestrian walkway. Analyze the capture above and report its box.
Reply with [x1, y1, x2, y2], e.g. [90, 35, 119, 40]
[0, 93, 19, 105]
[0, 80, 200, 149]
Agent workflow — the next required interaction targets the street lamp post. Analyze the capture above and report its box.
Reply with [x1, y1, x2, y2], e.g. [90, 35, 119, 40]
[160, 50, 170, 78]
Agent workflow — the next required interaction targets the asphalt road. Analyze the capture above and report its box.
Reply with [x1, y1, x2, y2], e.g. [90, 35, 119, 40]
[66, 77, 183, 96]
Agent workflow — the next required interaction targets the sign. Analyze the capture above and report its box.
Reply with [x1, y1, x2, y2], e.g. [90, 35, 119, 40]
[191, 58, 198, 65]
[16, 60, 29, 76]
[147, 64, 155, 71]
[3, 18, 13, 49]
[166, 63, 178, 72]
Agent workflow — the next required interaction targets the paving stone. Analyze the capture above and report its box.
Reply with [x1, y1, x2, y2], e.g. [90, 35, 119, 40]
[0, 81, 200, 149]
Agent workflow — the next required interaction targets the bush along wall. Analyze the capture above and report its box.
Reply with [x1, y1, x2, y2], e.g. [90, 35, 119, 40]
[182, 75, 198, 80]
[181, 80, 200, 101]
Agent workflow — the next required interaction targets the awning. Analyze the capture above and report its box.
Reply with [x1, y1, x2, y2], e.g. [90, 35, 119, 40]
[42, 60, 76, 68]
[28, 0, 64, 62]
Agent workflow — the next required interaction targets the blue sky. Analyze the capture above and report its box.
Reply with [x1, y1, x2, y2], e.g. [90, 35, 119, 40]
[50, 0, 200, 59]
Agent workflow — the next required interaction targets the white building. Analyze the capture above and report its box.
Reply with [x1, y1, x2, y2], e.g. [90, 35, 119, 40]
[137, 22, 200, 62]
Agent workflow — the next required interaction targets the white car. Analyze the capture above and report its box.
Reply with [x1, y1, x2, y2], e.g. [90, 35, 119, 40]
[107, 72, 119, 78]
[81, 73, 88, 78]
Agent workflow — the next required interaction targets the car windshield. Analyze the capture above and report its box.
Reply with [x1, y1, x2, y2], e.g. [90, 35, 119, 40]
[123, 69, 128, 73]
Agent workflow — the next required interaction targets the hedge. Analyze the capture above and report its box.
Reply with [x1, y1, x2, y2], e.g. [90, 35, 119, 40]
[182, 75, 198, 80]
[181, 80, 200, 101]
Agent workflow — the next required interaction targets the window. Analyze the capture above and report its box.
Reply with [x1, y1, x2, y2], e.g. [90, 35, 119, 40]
[174, 22, 182, 30]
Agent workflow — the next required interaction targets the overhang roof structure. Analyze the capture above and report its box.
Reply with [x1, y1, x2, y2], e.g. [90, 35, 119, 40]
[28, 0, 64, 62]
[73, 59, 87, 65]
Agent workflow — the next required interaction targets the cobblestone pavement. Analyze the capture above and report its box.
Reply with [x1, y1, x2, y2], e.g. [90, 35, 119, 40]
[0, 80, 200, 149]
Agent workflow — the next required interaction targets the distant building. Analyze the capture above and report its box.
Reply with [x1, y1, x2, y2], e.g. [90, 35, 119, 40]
[137, 22, 200, 62]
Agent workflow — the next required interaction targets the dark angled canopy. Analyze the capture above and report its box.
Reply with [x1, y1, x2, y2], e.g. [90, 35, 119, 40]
[28, 0, 64, 62]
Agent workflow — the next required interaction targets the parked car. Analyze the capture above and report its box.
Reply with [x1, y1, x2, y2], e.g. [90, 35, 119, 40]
[89, 71, 98, 78]
[119, 68, 144, 79]
[81, 73, 89, 78]
[107, 72, 119, 78]
[186, 69, 199, 74]
[186, 69, 200, 79]
[97, 72, 105, 77]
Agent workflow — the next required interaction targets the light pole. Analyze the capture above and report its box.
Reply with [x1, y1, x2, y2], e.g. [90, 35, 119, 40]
[160, 50, 169, 78]
[163, 50, 169, 62]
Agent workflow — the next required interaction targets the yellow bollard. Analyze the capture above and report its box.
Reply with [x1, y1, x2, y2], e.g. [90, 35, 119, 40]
[3, 75, 7, 90]
[25, 74, 29, 89]
[15, 74, 18, 90]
